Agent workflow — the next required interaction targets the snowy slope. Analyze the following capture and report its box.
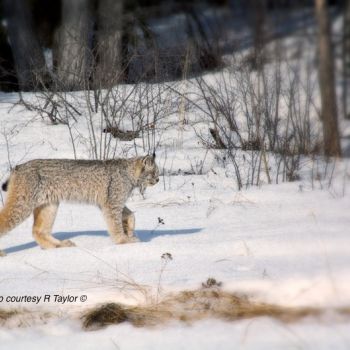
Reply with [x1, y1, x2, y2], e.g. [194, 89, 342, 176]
[0, 91, 349, 349]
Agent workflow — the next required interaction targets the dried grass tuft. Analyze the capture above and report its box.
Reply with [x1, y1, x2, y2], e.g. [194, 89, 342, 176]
[0, 309, 18, 322]
[338, 307, 350, 316]
[82, 303, 128, 329]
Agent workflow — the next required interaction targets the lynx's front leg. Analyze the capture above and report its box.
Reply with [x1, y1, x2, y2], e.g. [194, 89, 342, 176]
[33, 203, 75, 249]
[122, 206, 136, 239]
[103, 204, 138, 244]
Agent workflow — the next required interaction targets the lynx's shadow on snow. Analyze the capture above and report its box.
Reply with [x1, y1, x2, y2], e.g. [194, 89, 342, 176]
[4, 228, 202, 254]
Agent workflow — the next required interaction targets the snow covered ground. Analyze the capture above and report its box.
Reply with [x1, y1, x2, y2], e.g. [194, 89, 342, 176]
[0, 90, 349, 349]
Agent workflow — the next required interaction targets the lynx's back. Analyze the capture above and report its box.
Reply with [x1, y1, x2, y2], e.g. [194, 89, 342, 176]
[13, 158, 132, 205]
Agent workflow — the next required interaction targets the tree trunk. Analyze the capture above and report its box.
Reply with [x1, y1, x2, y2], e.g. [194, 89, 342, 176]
[0, 26, 18, 91]
[315, 0, 341, 157]
[343, 0, 350, 120]
[248, 0, 266, 71]
[93, 0, 123, 88]
[3, 0, 48, 91]
[56, 0, 92, 90]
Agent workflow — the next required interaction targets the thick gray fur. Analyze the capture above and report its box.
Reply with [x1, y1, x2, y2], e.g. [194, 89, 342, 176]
[0, 155, 159, 256]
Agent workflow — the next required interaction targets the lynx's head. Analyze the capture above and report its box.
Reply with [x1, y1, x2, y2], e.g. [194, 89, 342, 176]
[136, 154, 159, 194]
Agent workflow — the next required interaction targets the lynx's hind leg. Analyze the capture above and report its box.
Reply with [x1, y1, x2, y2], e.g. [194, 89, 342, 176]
[122, 206, 136, 239]
[33, 204, 75, 249]
[0, 173, 34, 237]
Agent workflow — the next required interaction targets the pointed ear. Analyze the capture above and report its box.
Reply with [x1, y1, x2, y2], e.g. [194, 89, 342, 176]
[142, 155, 153, 166]
[152, 151, 156, 159]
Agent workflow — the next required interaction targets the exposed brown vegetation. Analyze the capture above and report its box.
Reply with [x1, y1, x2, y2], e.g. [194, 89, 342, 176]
[0, 308, 52, 328]
[82, 289, 322, 330]
[0, 289, 348, 330]
[0, 309, 18, 323]
[103, 126, 140, 141]
[338, 307, 350, 316]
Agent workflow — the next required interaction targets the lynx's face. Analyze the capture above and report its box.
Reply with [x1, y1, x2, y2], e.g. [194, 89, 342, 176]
[136, 155, 159, 195]
[140, 155, 159, 187]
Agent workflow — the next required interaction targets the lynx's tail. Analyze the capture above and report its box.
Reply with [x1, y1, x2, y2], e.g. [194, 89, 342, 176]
[2, 180, 8, 191]
[0, 174, 33, 235]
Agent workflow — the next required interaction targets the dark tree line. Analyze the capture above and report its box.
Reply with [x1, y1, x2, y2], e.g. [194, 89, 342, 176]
[0, 0, 345, 92]
[1, 0, 124, 91]
[0, 0, 227, 91]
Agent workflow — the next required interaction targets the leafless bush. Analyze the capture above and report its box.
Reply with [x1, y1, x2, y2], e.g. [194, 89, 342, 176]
[180, 43, 321, 189]
[17, 69, 177, 160]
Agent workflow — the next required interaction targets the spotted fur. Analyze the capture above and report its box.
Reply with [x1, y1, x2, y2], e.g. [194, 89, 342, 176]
[0, 155, 159, 256]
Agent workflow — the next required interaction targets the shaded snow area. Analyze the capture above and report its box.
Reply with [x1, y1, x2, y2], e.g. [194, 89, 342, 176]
[0, 78, 350, 348]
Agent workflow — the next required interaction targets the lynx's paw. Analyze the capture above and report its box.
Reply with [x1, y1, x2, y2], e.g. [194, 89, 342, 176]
[127, 236, 140, 243]
[115, 235, 139, 244]
[0, 250, 6, 257]
[59, 239, 76, 248]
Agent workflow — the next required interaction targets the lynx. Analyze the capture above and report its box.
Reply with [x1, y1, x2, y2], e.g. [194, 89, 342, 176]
[0, 155, 159, 256]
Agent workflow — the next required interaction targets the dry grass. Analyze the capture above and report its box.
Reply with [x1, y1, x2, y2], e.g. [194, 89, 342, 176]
[0, 309, 19, 323]
[82, 289, 322, 330]
[0, 308, 52, 328]
[338, 307, 350, 316]
[0, 289, 347, 330]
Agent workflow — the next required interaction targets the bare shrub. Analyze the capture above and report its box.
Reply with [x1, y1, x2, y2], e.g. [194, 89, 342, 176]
[178, 41, 321, 189]
[17, 69, 177, 160]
